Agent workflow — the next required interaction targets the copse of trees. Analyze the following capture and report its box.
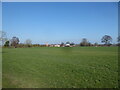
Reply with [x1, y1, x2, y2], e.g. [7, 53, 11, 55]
[4, 40, 9, 47]
[70, 42, 75, 46]
[101, 35, 112, 46]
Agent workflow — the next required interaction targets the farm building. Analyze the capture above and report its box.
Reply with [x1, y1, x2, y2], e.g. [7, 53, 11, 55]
[54, 44, 60, 47]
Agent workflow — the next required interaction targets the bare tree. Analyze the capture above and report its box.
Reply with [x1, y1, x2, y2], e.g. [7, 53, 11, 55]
[0, 31, 7, 46]
[101, 35, 112, 45]
[25, 39, 32, 47]
[10, 37, 19, 48]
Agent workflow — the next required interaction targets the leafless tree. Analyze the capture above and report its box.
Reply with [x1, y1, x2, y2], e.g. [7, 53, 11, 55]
[0, 31, 7, 46]
[25, 39, 32, 44]
[10, 37, 19, 48]
[25, 39, 32, 47]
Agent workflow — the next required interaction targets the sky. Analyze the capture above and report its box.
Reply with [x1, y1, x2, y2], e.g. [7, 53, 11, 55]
[0, 2, 2, 30]
[2, 2, 118, 44]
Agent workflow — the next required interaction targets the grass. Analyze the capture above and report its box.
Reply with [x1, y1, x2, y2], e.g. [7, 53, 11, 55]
[2, 47, 118, 88]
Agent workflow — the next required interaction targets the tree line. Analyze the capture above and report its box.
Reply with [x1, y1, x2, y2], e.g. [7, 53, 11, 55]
[0, 31, 120, 48]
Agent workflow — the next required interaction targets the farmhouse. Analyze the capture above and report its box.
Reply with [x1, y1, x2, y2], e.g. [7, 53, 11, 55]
[54, 44, 60, 47]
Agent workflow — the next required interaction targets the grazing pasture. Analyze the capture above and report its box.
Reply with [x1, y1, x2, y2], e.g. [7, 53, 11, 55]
[2, 47, 118, 88]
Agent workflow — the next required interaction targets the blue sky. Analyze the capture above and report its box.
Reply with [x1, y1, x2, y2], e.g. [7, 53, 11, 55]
[2, 2, 118, 44]
[0, 2, 2, 30]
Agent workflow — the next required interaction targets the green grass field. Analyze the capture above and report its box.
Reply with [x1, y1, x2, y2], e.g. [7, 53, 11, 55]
[2, 47, 118, 88]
